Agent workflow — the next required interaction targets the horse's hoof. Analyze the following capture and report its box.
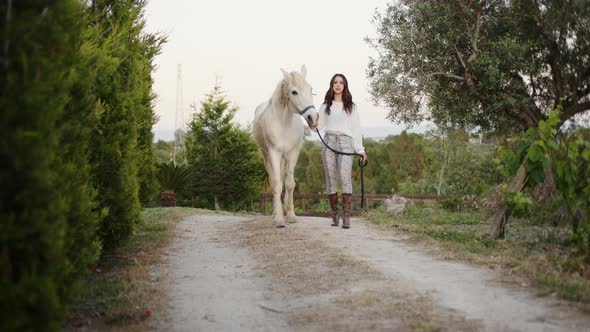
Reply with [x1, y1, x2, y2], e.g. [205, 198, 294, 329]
[274, 219, 286, 228]
[286, 216, 297, 223]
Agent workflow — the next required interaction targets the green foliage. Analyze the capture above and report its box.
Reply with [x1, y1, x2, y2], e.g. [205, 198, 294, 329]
[495, 139, 528, 178]
[502, 186, 533, 218]
[440, 198, 463, 212]
[1, 0, 164, 329]
[135, 31, 164, 205]
[153, 140, 174, 164]
[88, 0, 164, 249]
[390, 129, 497, 196]
[368, 0, 590, 132]
[156, 162, 192, 192]
[523, 111, 561, 186]
[0, 1, 102, 330]
[517, 110, 590, 258]
[365, 131, 426, 194]
[296, 144, 325, 194]
[185, 86, 265, 210]
[295, 129, 498, 198]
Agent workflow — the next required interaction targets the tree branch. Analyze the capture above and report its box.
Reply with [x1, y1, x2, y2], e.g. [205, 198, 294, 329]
[530, 72, 538, 99]
[571, 67, 590, 103]
[427, 2, 483, 100]
[467, 7, 482, 64]
[427, 72, 466, 81]
[557, 0, 572, 51]
[561, 101, 590, 125]
[531, 0, 564, 102]
[454, 45, 467, 70]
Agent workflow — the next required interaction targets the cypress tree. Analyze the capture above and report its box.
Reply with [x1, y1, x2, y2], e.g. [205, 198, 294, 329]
[136, 32, 165, 205]
[0, 1, 101, 330]
[185, 85, 265, 210]
[89, 0, 162, 249]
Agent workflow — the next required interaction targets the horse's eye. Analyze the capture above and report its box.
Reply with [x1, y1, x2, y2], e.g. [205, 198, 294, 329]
[291, 90, 298, 95]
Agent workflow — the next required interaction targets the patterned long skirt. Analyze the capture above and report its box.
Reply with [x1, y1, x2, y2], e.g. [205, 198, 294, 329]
[321, 133, 354, 194]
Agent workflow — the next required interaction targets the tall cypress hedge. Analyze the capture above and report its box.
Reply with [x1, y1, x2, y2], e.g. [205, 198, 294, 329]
[0, 0, 164, 329]
[136, 34, 164, 205]
[0, 1, 101, 330]
[89, 0, 164, 250]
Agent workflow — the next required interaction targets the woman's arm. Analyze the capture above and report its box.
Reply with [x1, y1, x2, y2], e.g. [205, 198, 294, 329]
[317, 103, 327, 131]
[352, 105, 365, 155]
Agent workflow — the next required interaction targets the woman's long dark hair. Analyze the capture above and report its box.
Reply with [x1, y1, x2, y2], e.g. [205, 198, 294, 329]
[323, 73, 354, 115]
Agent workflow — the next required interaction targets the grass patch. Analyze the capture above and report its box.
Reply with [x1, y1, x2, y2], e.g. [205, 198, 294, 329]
[369, 207, 496, 257]
[366, 206, 590, 305]
[66, 207, 197, 330]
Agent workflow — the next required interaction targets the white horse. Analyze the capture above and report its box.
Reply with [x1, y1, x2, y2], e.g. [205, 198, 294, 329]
[253, 65, 319, 227]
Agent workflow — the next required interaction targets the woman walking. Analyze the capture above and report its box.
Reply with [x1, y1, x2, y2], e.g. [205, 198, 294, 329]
[318, 74, 367, 229]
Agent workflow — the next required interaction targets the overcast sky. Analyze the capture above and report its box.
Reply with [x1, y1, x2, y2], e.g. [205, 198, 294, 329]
[144, 0, 423, 141]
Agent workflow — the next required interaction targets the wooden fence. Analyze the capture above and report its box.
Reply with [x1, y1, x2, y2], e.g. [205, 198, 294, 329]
[259, 193, 457, 217]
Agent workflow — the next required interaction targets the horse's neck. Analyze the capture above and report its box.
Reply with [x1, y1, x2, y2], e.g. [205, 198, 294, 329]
[269, 95, 294, 125]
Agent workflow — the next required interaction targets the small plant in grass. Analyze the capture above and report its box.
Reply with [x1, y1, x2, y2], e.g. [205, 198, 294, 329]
[502, 187, 533, 218]
[314, 197, 331, 214]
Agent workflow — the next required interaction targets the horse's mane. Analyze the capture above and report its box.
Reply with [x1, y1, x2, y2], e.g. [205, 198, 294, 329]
[271, 71, 306, 108]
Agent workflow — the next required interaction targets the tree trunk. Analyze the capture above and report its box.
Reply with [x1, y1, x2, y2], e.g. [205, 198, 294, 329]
[213, 145, 220, 211]
[214, 195, 221, 210]
[532, 164, 557, 203]
[487, 163, 527, 238]
[160, 190, 176, 207]
[437, 138, 451, 195]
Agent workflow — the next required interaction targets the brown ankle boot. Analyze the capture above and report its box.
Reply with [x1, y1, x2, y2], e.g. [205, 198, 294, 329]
[328, 193, 339, 226]
[342, 193, 352, 229]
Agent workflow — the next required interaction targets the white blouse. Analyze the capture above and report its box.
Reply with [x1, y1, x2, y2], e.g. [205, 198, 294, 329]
[317, 101, 365, 154]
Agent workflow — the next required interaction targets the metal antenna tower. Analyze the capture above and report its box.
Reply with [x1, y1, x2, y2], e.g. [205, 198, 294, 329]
[173, 64, 185, 164]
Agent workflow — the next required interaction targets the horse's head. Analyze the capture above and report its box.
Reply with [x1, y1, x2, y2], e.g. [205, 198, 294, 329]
[280, 65, 319, 129]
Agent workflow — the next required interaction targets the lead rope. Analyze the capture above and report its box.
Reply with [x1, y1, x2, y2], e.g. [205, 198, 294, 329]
[315, 128, 368, 209]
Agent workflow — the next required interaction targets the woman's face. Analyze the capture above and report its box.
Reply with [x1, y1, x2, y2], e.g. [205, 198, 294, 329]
[332, 76, 345, 95]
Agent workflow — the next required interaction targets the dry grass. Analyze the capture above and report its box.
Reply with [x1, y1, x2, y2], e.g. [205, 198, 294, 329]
[65, 207, 197, 330]
[367, 206, 590, 307]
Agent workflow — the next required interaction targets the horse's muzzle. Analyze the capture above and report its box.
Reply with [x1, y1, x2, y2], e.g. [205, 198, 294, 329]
[306, 113, 319, 129]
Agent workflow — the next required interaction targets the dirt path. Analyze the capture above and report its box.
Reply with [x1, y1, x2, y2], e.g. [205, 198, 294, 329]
[156, 213, 590, 332]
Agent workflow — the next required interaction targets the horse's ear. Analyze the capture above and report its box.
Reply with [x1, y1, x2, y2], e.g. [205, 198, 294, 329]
[280, 68, 290, 80]
[300, 65, 307, 78]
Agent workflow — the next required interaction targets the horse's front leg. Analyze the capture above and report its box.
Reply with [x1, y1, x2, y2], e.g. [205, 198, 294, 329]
[284, 148, 300, 223]
[268, 150, 285, 227]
